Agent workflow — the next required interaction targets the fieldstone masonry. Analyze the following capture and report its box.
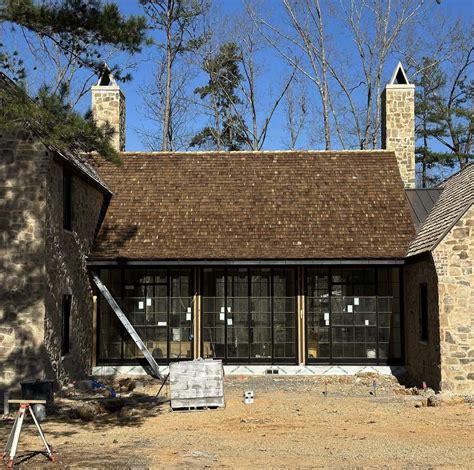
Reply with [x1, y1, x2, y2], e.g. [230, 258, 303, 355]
[0, 128, 105, 388]
[405, 205, 474, 394]
[0, 129, 51, 387]
[91, 84, 125, 153]
[433, 205, 474, 393]
[382, 84, 416, 189]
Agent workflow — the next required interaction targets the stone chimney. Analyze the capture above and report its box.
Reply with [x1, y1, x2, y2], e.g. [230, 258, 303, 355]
[91, 65, 125, 152]
[381, 62, 415, 188]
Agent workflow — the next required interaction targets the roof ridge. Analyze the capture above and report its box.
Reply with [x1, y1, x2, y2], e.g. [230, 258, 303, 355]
[119, 149, 394, 156]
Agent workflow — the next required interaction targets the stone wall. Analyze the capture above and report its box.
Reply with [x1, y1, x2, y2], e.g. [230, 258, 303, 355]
[404, 255, 442, 390]
[44, 160, 104, 384]
[381, 84, 416, 189]
[0, 130, 52, 388]
[91, 86, 125, 152]
[433, 205, 474, 394]
[1, 128, 105, 389]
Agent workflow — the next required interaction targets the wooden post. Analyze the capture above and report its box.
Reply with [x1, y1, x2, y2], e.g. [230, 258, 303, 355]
[193, 267, 201, 359]
[300, 266, 306, 365]
[296, 267, 306, 365]
[91, 295, 98, 368]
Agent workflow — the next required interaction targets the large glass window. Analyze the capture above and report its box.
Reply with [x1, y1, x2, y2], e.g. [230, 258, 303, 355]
[202, 267, 296, 364]
[306, 267, 401, 364]
[97, 268, 193, 364]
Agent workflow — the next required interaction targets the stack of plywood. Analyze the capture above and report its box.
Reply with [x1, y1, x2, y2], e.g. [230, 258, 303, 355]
[169, 359, 225, 410]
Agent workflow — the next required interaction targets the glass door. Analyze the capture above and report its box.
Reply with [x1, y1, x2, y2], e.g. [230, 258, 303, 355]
[201, 267, 296, 364]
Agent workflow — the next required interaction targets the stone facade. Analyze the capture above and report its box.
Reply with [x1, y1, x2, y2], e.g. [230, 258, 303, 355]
[382, 84, 416, 189]
[404, 254, 442, 390]
[405, 206, 474, 394]
[433, 205, 474, 393]
[91, 84, 125, 152]
[0, 129, 105, 388]
[0, 129, 51, 387]
[43, 161, 104, 384]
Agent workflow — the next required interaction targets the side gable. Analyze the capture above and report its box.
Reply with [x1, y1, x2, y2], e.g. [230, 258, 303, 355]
[90, 151, 416, 261]
[407, 164, 474, 257]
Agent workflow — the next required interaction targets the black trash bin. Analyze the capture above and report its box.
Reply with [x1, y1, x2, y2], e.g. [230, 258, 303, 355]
[21, 380, 55, 403]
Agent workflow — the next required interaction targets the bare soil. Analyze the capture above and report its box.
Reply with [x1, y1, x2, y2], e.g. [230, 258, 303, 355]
[1, 375, 473, 468]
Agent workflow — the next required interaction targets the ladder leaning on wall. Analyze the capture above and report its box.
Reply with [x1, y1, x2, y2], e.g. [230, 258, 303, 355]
[91, 271, 163, 380]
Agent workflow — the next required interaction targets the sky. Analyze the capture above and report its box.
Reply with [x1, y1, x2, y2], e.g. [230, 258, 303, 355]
[1, 0, 473, 159]
[112, 0, 474, 152]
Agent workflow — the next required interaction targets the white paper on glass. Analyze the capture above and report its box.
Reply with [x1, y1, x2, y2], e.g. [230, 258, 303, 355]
[186, 313, 192, 321]
[158, 321, 167, 326]
[138, 301, 144, 310]
[347, 305, 353, 313]
[220, 307, 225, 313]
[227, 307, 231, 313]
[325, 320, 330, 326]
[146, 298, 152, 307]
[365, 319, 369, 326]
[187, 307, 191, 313]
[324, 312, 330, 321]
[219, 313, 225, 321]
[227, 318, 233, 326]
[354, 298, 360, 305]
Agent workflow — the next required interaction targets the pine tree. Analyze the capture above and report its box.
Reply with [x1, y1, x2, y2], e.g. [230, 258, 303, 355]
[415, 55, 473, 186]
[191, 42, 248, 151]
[0, 0, 147, 160]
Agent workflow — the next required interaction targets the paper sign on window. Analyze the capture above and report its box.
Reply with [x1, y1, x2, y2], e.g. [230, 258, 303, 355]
[227, 318, 233, 326]
[347, 305, 353, 313]
[219, 313, 225, 321]
[186, 313, 192, 321]
[158, 321, 167, 326]
[325, 320, 330, 326]
[138, 301, 144, 310]
[220, 307, 225, 313]
[365, 319, 369, 326]
[354, 298, 360, 305]
[187, 307, 191, 313]
[146, 298, 152, 307]
[324, 312, 330, 321]
[227, 307, 231, 313]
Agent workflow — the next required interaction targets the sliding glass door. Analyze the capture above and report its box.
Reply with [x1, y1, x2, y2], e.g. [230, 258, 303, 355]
[202, 267, 296, 364]
[97, 268, 193, 364]
[305, 267, 402, 364]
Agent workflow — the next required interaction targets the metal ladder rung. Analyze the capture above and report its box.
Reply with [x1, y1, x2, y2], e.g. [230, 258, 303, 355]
[91, 272, 162, 380]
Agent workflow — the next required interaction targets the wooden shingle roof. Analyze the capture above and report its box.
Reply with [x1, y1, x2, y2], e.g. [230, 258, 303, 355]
[407, 164, 474, 257]
[90, 151, 415, 261]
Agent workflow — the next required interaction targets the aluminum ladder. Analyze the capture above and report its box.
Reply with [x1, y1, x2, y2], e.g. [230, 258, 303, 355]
[91, 271, 162, 380]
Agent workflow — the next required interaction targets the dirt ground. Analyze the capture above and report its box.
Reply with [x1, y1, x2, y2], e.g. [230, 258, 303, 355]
[1, 375, 473, 468]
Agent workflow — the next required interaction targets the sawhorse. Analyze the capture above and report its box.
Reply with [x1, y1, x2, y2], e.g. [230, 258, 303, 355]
[2, 400, 55, 468]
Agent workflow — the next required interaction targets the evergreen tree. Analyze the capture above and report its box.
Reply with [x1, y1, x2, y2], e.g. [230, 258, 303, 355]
[191, 42, 248, 151]
[0, 0, 147, 160]
[415, 55, 473, 186]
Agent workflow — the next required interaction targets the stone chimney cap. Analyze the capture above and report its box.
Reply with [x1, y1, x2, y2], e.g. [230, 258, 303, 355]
[96, 63, 118, 87]
[388, 62, 410, 86]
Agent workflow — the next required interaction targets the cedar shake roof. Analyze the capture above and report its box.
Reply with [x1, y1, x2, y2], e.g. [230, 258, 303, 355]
[90, 151, 416, 261]
[407, 163, 474, 257]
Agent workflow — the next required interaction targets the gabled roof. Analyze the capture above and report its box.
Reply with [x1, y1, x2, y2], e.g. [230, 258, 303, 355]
[405, 188, 443, 232]
[0, 72, 111, 195]
[90, 151, 415, 261]
[407, 164, 474, 257]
